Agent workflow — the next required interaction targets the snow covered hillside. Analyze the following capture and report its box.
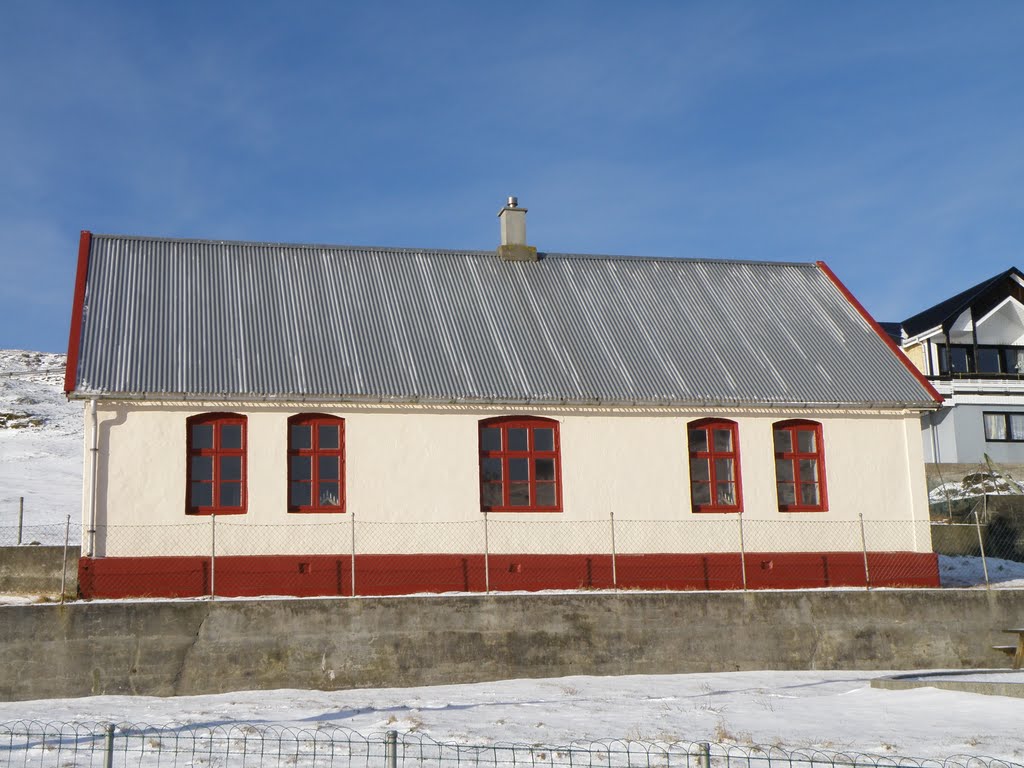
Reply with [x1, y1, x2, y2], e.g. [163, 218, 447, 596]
[0, 350, 82, 535]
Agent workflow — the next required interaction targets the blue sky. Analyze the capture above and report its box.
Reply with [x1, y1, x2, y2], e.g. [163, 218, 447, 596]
[3, 2, 1024, 352]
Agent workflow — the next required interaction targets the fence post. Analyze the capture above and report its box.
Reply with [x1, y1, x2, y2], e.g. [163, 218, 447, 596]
[60, 514, 71, 604]
[858, 513, 871, 590]
[210, 513, 216, 600]
[350, 510, 357, 597]
[609, 511, 618, 590]
[697, 741, 710, 768]
[17, 497, 23, 545]
[483, 511, 490, 594]
[974, 508, 991, 590]
[738, 511, 747, 591]
[103, 723, 115, 768]
[385, 729, 398, 768]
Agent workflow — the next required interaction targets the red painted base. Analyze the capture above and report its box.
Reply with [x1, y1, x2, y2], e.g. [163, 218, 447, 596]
[77, 551, 940, 599]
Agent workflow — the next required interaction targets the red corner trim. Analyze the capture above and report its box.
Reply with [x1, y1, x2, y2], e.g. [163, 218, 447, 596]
[64, 230, 92, 394]
[816, 260, 943, 405]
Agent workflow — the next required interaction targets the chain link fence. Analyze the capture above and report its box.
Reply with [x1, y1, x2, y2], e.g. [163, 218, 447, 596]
[6, 478, 1024, 598]
[927, 460, 1024, 587]
[0, 514, 962, 599]
[1, 721, 1018, 768]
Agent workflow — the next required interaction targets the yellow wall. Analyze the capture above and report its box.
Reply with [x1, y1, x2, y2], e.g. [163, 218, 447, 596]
[901, 343, 927, 375]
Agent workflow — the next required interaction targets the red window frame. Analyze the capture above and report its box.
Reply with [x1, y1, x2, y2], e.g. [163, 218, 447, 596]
[479, 416, 562, 512]
[687, 418, 742, 513]
[287, 414, 346, 513]
[186, 413, 247, 515]
[773, 420, 828, 512]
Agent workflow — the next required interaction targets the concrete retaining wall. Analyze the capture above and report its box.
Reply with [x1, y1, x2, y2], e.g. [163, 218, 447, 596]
[2, 589, 1023, 701]
[0, 546, 79, 596]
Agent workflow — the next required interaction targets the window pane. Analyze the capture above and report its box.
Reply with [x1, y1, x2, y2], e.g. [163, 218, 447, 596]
[220, 456, 242, 481]
[796, 429, 816, 453]
[1010, 414, 1024, 441]
[480, 428, 502, 451]
[318, 482, 341, 507]
[509, 458, 529, 482]
[192, 424, 214, 450]
[290, 425, 311, 450]
[481, 483, 503, 508]
[773, 429, 792, 454]
[689, 458, 709, 482]
[509, 483, 530, 506]
[290, 483, 311, 508]
[977, 348, 1000, 373]
[221, 424, 242, 449]
[536, 483, 556, 507]
[984, 413, 1007, 441]
[319, 455, 339, 480]
[800, 483, 820, 506]
[1009, 349, 1024, 375]
[775, 459, 794, 483]
[508, 428, 528, 451]
[482, 457, 502, 482]
[691, 483, 711, 506]
[191, 456, 213, 481]
[948, 347, 970, 374]
[777, 483, 796, 506]
[716, 482, 735, 506]
[534, 428, 554, 451]
[798, 459, 818, 482]
[714, 458, 734, 482]
[291, 456, 312, 481]
[220, 482, 242, 508]
[712, 428, 733, 452]
[535, 458, 555, 481]
[688, 428, 708, 453]
[190, 482, 212, 508]
[318, 424, 339, 450]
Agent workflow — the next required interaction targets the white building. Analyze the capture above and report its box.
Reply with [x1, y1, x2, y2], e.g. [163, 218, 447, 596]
[63, 200, 942, 598]
[896, 268, 1024, 466]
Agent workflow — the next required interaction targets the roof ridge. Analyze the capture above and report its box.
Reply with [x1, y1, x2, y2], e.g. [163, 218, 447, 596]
[87, 233, 817, 268]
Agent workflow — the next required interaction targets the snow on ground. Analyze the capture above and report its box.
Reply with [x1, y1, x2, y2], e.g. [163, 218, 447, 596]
[1, 671, 1022, 762]
[939, 553, 1024, 588]
[0, 350, 82, 534]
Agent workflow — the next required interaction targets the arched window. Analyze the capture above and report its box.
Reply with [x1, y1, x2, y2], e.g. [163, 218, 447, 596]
[687, 418, 742, 513]
[187, 413, 246, 515]
[479, 416, 561, 512]
[288, 414, 345, 513]
[773, 420, 827, 512]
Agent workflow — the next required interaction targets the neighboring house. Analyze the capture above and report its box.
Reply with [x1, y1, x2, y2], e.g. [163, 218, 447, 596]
[64, 199, 942, 598]
[894, 268, 1024, 466]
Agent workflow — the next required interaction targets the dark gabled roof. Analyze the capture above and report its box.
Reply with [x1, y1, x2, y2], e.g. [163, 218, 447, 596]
[902, 268, 1024, 339]
[877, 321, 903, 345]
[64, 233, 940, 409]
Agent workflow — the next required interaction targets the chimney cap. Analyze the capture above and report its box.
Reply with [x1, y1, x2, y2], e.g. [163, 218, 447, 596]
[507, 196, 518, 208]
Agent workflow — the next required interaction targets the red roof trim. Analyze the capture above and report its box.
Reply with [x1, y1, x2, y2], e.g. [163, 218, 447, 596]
[64, 230, 92, 394]
[816, 260, 942, 405]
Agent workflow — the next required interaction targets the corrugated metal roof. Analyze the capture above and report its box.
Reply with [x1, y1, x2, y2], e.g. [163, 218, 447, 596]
[68, 234, 938, 408]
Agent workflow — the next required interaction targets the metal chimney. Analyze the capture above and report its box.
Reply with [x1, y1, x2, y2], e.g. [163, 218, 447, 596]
[497, 196, 537, 262]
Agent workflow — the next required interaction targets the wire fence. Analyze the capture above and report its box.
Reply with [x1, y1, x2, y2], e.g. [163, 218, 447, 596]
[1, 721, 1019, 768]
[2, 515, 951, 599]
[4, 486, 1024, 599]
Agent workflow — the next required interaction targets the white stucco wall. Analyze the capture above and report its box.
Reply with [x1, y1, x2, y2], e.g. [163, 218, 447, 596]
[81, 403, 933, 557]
